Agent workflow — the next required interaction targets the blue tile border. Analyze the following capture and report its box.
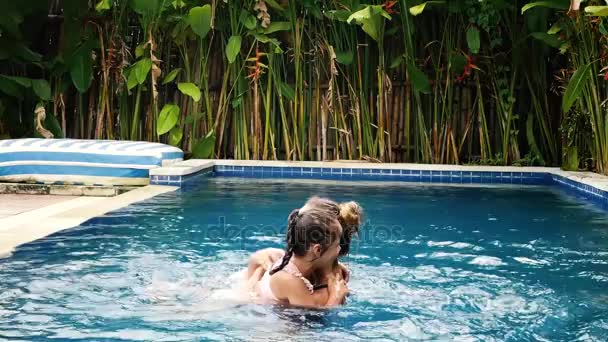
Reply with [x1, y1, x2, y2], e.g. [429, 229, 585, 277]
[212, 166, 555, 186]
[150, 163, 608, 207]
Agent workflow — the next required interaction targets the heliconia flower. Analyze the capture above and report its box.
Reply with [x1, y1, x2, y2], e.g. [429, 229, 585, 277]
[456, 54, 478, 82]
[382, 1, 399, 15]
[247, 48, 265, 81]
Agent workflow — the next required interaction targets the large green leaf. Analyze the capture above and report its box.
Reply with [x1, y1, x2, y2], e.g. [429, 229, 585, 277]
[0, 11, 23, 37]
[135, 43, 146, 58]
[178, 82, 201, 102]
[280, 82, 295, 101]
[231, 95, 243, 109]
[95, 0, 111, 12]
[407, 63, 431, 94]
[162, 68, 182, 84]
[390, 55, 404, 69]
[239, 10, 257, 30]
[32, 79, 51, 100]
[0, 76, 24, 99]
[169, 127, 183, 146]
[264, 0, 284, 11]
[129, 0, 162, 16]
[192, 131, 216, 159]
[601, 21, 608, 35]
[3, 76, 31, 88]
[335, 50, 354, 65]
[466, 27, 480, 54]
[188, 5, 212, 39]
[347, 6, 390, 42]
[449, 52, 467, 75]
[70, 45, 93, 93]
[531, 32, 562, 48]
[126, 69, 138, 90]
[252, 34, 282, 52]
[14, 43, 43, 63]
[226, 35, 242, 64]
[133, 58, 152, 85]
[547, 22, 562, 34]
[157, 104, 180, 135]
[325, 10, 352, 22]
[172, 0, 186, 9]
[585, 6, 608, 16]
[562, 64, 591, 113]
[409, 1, 446, 16]
[264, 22, 291, 34]
[521, 0, 569, 14]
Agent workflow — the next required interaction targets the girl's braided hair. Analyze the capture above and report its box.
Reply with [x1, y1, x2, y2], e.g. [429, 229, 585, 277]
[269, 197, 341, 275]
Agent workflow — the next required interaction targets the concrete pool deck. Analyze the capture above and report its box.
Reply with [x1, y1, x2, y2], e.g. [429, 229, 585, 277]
[0, 185, 178, 258]
[0, 194, 78, 219]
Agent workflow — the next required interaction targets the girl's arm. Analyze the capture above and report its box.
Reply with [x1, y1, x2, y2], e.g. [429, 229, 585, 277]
[309, 263, 350, 306]
[337, 262, 350, 282]
[273, 272, 348, 308]
[246, 248, 284, 279]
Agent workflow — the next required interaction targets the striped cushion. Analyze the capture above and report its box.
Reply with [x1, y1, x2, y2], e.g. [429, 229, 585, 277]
[0, 139, 183, 186]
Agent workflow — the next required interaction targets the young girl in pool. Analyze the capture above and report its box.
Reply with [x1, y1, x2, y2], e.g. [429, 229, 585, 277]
[247, 197, 362, 307]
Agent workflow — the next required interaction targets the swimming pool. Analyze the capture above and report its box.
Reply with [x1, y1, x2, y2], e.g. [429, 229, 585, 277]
[1, 176, 607, 341]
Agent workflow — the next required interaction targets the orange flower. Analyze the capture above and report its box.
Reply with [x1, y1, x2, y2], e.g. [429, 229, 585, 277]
[247, 48, 265, 81]
[456, 54, 478, 83]
[382, 1, 399, 15]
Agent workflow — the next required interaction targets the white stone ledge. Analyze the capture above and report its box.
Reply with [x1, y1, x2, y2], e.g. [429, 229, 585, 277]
[149, 160, 214, 176]
[0, 185, 178, 258]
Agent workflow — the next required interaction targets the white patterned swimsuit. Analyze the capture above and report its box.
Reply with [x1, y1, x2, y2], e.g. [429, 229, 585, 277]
[256, 260, 314, 304]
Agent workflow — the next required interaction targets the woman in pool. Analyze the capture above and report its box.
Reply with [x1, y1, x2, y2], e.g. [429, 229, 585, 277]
[246, 197, 362, 307]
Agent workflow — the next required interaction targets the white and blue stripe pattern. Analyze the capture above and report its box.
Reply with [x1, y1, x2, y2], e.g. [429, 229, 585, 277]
[0, 139, 183, 186]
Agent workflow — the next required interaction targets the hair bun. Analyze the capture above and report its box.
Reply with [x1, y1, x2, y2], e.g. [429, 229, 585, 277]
[339, 201, 362, 227]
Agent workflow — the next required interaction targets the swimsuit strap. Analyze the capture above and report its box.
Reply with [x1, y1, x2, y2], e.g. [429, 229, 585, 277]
[313, 284, 328, 291]
[282, 261, 315, 293]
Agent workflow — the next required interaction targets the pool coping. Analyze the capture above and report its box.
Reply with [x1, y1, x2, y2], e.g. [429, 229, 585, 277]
[0, 185, 178, 258]
[4, 160, 607, 258]
[150, 159, 608, 205]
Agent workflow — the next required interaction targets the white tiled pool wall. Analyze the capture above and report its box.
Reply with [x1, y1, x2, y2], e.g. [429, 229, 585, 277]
[149, 160, 608, 206]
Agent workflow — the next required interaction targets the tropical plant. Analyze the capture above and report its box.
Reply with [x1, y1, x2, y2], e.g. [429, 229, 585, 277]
[0, 0, 605, 174]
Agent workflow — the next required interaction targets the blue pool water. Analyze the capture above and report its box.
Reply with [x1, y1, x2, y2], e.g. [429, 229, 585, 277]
[1, 177, 608, 341]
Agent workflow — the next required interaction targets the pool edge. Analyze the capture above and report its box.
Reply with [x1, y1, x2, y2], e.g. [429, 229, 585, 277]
[0, 185, 179, 259]
[149, 160, 608, 207]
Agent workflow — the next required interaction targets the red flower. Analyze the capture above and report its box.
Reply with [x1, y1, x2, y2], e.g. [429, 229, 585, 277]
[605, 72, 608, 81]
[382, 1, 399, 15]
[456, 54, 478, 83]
[247, 48, 265, 81]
